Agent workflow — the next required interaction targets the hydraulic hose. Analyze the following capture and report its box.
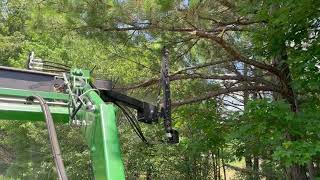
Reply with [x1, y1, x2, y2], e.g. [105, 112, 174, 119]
[27, 95, 68, 180]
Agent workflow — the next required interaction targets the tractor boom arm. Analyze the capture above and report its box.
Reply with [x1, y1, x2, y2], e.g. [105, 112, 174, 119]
[0, 66, 126, 179]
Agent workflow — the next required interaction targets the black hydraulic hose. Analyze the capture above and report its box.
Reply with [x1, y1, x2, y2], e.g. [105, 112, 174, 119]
[70, 101, 83, 120]
[27, 95, 68, 180]
[114, 101, 149, 144]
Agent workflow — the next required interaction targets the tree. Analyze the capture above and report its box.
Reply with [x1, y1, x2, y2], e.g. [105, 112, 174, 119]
[0, 0, 319, 179]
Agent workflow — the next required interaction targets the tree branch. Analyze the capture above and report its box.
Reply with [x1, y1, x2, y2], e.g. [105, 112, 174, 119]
[78, 21, 280, 76]
[171, 60, 228, 75]
[77, 23, 247, 34]
[174, 38, 199, 60]
[193, 31, 281, 76]
[121, 73, 277, 91]
[223, 102, 243, 111]
[171, 85, 282, 107]
[81, 24, 279, 75]
[198, 16, 263, 26]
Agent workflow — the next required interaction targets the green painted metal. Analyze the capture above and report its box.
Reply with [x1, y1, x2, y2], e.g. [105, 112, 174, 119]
[0, 88, 69, 101]
[78, 85, 125, 180]
[70, 68, 91, 91]
[0, 102, 69, 122]
[0, 68, 126, 179]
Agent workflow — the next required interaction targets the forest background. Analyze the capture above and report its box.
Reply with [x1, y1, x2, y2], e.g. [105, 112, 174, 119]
[0, 0, 320, 179]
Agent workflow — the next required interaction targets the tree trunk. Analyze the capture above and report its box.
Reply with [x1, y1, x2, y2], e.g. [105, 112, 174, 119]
[146, 168, 152, 180]
[253, 157, 259, 180]
[287, 166, 307, 180]
[212, 152, 217, 180]
[204, 153, 210, 179]
[308, 161, 316, 180]
[217, 149, 221, 180]
[221, 149, 227, 180]
[225, 164, 276, 178]
[275, 46, 308, 180]
[243, 63, 254, 179]
[186, 156, 192, 179]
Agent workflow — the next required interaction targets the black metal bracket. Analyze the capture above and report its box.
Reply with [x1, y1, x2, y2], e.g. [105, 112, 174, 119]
[97, 47, 179, 144]
[99, 89, 158, 124]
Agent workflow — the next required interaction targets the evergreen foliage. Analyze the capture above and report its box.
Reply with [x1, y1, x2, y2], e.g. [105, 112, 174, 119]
[0, 0, 319, 179]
